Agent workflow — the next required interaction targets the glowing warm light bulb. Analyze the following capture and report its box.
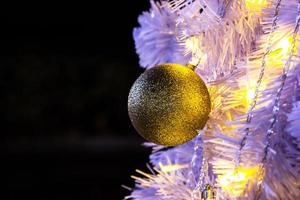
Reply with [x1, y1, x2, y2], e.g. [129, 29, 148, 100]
[218, 167, 259, 197]
[278, 37, 291, 54]
[267, 35, 298, 67]
[237, 82, 259, 109]
[246, 88, 256, 105]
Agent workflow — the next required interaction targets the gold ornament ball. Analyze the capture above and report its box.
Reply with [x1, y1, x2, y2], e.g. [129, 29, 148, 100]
[128, 63, 211, 146]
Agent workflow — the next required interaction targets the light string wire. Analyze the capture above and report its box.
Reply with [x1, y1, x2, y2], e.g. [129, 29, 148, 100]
[253, 2, 300, 199]
[234, 0, 282, 168]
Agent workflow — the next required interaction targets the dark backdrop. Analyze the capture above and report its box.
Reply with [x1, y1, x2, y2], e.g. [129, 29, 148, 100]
[2, 1, 151, 199]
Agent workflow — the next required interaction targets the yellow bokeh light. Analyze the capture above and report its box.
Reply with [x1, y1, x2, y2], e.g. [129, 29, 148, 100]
[235, 82, 261, 110]
[267, 35, 298, 67]
[278, 37, 291, 54]
[218, 166, 259, 197]
[245, 0, 268, 13]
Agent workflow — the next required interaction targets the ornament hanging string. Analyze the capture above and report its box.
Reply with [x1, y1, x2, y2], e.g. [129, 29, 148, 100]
[253, 2, 300, 199]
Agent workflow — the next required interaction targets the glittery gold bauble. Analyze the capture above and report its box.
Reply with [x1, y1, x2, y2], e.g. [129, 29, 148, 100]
[128, 63, 211, 146]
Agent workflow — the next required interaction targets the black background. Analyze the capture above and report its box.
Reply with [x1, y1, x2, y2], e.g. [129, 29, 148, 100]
[2, 1, 151, 199]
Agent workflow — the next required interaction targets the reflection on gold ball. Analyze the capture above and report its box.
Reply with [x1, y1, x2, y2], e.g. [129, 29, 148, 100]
[128, 63, 211, 146]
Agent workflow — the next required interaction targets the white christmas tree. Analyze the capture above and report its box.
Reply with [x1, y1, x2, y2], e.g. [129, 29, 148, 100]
[126, 0, 300, 199]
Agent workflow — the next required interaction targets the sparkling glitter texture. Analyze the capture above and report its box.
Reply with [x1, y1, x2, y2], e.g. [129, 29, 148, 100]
[128, 63, 211, 146]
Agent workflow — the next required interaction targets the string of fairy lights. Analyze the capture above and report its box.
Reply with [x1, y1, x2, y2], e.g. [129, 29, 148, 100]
[182, 0, 299, 198]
